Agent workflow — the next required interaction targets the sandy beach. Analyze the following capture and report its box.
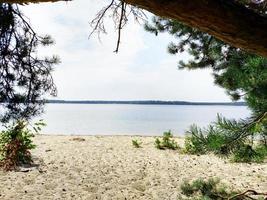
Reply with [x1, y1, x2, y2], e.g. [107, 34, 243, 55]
[0, 135, 266, 200]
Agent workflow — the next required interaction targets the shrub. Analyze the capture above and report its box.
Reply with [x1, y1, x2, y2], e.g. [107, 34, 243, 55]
[132, 139, 142, 148]
[0, 120, 45, 171]
[232, 144, 267, 163]
[180, 178, 232, 199]
[256, 144, 267, 157]
[184, 118, 241, 156]
[154, 130, 179, 150]
[180, 178, 266, 200]
[155, 138, 163, 149]
[184, 115, 267, 162]
[184, 125, 208, 155]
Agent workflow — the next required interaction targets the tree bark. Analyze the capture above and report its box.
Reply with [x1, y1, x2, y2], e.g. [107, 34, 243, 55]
[3, 0, 267, 57]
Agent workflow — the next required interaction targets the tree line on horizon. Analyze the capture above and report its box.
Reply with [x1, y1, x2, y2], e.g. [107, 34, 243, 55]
[44, 100, 246, 106]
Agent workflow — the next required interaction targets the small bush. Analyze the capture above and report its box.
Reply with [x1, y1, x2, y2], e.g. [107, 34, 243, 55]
[184, 123, 233, 156]
[0, 120, 45, 171]
[181, 178, 237, 200]
[184, 115, 267, 163]
[180, 178, 266, 200]
[155, 138, 163, 149]
[132, 139, 142, 148]
[184, 126, 207, 155]
[154, 130, 179, 150]
[232, 144, 267, 163]
[256, 144, 267, 157]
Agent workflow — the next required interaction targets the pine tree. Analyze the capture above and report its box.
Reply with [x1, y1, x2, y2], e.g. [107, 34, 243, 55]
[0, 3, 59, 122]
[145, 16, 267, 157]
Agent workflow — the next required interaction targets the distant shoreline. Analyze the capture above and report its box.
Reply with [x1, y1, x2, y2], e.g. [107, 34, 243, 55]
[46, 100, 246, 106]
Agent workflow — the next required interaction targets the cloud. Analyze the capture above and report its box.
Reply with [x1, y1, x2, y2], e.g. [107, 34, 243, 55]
[20, 1, 230, 102]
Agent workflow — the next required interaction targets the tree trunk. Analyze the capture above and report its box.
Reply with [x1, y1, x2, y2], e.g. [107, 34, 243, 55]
[4, 0, 267, 57]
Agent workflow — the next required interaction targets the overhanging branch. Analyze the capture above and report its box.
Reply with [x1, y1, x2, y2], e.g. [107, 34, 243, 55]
[2, 0, 267, 57]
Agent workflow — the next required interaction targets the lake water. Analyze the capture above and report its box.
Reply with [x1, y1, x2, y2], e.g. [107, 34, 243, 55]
[37, 104, 250, 136]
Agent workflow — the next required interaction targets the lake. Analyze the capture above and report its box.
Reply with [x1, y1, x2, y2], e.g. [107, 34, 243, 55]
[37, 104, 250, 136]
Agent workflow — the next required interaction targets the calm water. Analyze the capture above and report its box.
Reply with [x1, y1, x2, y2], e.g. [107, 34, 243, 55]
[37, 104, 250, 136]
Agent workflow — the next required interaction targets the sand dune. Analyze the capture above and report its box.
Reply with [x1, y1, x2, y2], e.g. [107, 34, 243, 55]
[0, 135, 266, 200]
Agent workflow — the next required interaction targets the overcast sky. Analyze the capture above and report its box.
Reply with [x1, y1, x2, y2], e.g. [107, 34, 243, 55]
[21, 0, 231, 102]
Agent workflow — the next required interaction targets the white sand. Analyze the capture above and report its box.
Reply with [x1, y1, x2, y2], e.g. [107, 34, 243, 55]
[0, 135, 266, 200]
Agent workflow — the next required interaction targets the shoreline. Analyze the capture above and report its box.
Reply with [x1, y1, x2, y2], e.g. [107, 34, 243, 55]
[0, 135, 266, 200]
[39, 134, 185, 138]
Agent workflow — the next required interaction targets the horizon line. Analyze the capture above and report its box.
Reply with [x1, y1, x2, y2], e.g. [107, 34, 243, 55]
[46, 99, 244, 103]
[45, 99, 246, 106]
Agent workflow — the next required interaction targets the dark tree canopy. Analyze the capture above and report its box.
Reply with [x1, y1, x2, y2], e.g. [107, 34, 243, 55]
[3, 0, 267, 57]
[0, 3, 59, 122]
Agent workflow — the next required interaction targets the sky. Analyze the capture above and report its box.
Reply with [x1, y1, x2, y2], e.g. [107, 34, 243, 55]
[21, 0, 231, 102]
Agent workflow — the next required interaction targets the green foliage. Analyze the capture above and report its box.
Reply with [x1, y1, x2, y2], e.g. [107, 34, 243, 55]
[145, 16, 267, 159]
[0, 4, 59, 123]
[232, 144, 267, 163]
[154, 130, 179, 150]
[0, 120, 45, 170]
[180, 178, 266, 200]
[145, 17, 267, 115]
[180, 178, 232, 199]
[184, 127, 207, 155]
[184, 115, 267, 162]
[132, 139, 142, 148]
[154, 138, 163, 149]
